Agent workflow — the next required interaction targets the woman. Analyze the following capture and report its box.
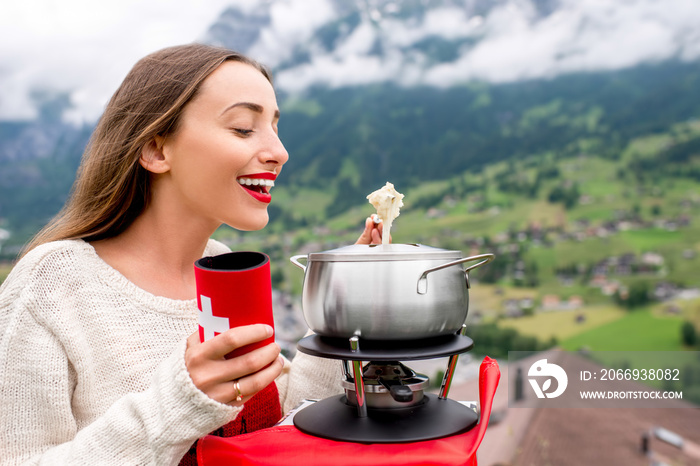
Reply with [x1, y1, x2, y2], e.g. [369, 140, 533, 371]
[0, 44, 383, 465]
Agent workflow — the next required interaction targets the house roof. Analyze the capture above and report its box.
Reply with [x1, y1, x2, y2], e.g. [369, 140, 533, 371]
[516, 404, 700, 466]
[447, 352, 700, 466]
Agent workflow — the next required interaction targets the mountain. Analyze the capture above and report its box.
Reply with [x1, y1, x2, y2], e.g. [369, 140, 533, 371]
[202, 0, 700, 91]
[276, 60, 700, 190]
[1, 0, 700, 257]
[200, 0, 700, 219]
[0, 115, 90, 242]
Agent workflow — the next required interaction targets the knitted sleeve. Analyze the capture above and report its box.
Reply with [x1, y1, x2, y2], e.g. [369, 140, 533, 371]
[0, 246, 241, 465]
[0, 239, 341, 464]
[276, 346, 344, 414]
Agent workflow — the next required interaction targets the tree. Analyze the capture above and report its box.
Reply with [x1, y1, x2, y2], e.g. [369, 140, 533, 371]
[616, 281, 652, 309]
[681, 321, 697, 347]
[270, 266, 285, 289]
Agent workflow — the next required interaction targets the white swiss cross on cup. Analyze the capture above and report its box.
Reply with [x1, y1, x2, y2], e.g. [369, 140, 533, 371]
[198, 295, 231, 341]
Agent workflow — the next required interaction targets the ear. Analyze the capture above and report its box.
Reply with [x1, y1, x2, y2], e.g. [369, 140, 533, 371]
[139, 135, 171, 174]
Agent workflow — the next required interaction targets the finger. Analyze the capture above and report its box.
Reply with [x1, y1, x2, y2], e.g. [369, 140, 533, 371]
[227, 355, 285, 406]
[187, 330, 202, 349]
[189, 342, 281, 403]
[224, 341, 281, 379]
[371, 228, 382, 244]
[206, 324, 275, 360]
[355, 217, 375, 245]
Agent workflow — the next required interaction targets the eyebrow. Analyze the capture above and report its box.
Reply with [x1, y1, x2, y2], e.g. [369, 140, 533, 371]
[220, 102, 280, 119]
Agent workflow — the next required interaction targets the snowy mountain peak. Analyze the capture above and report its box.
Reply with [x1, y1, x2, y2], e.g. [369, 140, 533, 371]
[202, 0, 700, 92]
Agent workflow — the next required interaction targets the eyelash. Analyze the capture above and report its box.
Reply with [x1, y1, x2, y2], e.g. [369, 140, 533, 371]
[232, 128, 253, 136]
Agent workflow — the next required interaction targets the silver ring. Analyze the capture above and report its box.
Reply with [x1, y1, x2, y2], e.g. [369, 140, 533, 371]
[233, 380, 243, 402]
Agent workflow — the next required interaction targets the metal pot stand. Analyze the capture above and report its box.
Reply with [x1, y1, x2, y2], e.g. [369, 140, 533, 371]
[293, 329, 478, 444]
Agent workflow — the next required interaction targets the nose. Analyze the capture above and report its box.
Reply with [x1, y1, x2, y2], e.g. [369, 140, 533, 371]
[261, 131, 289, 168]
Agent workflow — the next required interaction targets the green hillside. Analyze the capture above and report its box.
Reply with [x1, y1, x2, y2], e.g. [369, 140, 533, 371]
[2, 59, 700, 252]
[276, 59, 700, 196]
[227, 117, 700, 291]
[223, 115, 700, 401]
[1, 60, 700, 377]
[216, 117, 700, 369]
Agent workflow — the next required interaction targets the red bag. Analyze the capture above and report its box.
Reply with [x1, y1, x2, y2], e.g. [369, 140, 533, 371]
[197, 357, 500, 466]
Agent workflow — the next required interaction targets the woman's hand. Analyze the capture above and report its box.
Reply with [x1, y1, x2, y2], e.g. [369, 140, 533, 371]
[185, 324, 283, 406]
[356, 216, 389, 245]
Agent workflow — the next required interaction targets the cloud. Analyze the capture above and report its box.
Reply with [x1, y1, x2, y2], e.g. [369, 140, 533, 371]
[278, 54, 399, 92]
[0, 0, 234, 123]
[249, 0, 336, 66]
[272, 0, 700, 90]
[2, 0, 699, 123]
[424, 0, 700, 85]
[422, 0, 699, 85]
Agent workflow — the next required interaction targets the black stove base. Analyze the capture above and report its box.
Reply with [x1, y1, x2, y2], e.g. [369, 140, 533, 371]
[293, 394, 478, 444]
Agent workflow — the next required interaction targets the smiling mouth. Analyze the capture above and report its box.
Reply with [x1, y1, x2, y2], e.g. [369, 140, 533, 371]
[237, 177, 276, 204]
[238, 177, 275, 195]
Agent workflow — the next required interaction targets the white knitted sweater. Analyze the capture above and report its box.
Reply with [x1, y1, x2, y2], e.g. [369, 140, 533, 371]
[0, 239, 341, 465]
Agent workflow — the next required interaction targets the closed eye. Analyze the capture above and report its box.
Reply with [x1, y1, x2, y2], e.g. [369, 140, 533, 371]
[232, 128, 253, 136]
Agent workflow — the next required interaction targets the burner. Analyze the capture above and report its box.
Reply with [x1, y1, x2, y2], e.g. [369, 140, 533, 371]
[342, 361, 429, 409]
[293, 329, 478, 443]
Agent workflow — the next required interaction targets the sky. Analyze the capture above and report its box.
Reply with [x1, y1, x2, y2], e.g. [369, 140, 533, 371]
[2, 0, 700, 124]
[271, 0, 700, 92]
[0, 0, 234, 123]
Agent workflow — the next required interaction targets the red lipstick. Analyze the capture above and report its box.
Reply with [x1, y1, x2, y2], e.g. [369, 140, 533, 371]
[237, 173, 277, 204]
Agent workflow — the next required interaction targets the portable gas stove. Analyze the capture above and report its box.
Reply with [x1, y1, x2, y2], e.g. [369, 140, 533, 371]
[293, 326, 477, 443]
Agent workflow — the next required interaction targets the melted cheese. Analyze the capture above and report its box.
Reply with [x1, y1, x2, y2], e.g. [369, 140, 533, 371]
[367, 182, 404, 245]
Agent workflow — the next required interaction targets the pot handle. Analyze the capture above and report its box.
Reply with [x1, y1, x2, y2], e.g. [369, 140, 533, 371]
[290, 255, 308, 272]
[417, 253, 494, 294]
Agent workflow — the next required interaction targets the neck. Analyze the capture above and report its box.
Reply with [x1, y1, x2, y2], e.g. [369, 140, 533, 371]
[91, 203, 219, 300]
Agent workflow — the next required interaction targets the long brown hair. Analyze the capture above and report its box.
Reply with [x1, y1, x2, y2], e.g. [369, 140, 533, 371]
[24, 44, 272, 255]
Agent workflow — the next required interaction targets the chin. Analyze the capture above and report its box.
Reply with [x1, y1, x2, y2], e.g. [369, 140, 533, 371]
[230, 212, 269, 232]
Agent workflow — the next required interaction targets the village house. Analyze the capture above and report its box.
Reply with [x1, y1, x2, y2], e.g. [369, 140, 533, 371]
[567, 295, 584, 309]
[540, 294, 584, 311]
[541, 294, 561, 311]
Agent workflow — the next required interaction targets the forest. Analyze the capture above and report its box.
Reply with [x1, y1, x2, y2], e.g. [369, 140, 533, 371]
[2, 58, 700, 253]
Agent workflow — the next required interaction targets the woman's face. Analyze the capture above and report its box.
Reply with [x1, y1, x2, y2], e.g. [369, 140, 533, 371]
[158, 60, 289, 232]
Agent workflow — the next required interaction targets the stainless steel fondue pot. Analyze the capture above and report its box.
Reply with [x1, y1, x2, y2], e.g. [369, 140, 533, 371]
[290, 244, 494, 340]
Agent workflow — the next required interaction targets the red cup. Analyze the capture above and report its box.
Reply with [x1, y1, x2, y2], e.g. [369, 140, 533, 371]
[194, 251, 274, 358]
